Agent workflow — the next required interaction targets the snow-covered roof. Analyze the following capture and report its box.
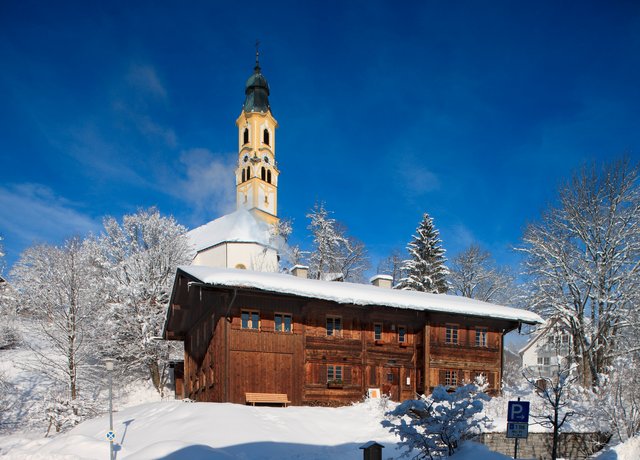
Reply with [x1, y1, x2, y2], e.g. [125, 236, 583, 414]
[187, 209, 272, 253]
[180, 266, 543, 325]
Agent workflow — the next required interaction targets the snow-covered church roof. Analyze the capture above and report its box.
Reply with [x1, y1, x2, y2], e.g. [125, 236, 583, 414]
[179, 266, 543, 325]
[187, 209, 273, 253]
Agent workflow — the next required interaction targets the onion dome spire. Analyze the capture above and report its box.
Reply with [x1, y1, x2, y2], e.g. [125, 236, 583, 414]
[243, 41, 270, 113]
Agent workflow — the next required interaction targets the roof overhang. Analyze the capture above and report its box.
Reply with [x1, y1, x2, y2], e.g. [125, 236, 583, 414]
[164, 267, 543, 339]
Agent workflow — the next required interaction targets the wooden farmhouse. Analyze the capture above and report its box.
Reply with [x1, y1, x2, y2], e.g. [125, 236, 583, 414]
[163, 266, 542, 405]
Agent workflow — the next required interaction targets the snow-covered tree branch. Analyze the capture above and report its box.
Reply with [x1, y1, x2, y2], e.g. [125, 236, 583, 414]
[448, 244, 516, 304]
[518, 158, 640, 388]
[383, 383, 490, 458]
[10, 237, 104, 427]
[306, 203, 369, 282]
[96, 208, 190, 396]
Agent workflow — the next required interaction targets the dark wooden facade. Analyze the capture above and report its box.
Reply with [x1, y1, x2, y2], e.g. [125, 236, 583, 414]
[164, 271, 521, 405]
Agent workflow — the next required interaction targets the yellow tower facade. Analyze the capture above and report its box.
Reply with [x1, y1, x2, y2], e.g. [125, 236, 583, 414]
[235, 56, 279, 226]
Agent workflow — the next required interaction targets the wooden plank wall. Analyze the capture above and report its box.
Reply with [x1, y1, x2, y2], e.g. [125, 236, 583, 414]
[179, 287, 511, 405]
[428, 318, 503, 394]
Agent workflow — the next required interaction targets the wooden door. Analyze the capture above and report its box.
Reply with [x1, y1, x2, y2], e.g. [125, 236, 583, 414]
[381, 367, 400, 401]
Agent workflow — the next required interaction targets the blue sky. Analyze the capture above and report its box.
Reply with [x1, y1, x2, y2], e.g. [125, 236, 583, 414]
[1, 1, 639, 276]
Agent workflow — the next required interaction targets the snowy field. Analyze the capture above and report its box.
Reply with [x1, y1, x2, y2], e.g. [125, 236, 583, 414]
[0, 391, 638, 459]
[0, 399, 513, 459]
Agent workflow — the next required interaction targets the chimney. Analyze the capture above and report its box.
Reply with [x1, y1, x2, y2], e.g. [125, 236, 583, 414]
[291, 265, 309, 279]
[370, 274, 392, 288]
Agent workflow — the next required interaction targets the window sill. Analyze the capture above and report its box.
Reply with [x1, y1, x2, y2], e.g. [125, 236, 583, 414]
[327, 383, 344, 389]
[399, 342, 409, 348]
[374, 340, 385, 345]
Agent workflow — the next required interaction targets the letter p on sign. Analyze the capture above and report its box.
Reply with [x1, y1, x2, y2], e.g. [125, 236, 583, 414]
[507, 401, 530, 423]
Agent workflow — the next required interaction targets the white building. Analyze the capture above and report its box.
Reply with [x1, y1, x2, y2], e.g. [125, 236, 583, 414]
[520, 316, 572, 378]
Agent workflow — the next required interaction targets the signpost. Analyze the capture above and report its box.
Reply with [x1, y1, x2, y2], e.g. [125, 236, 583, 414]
[507, 399, 530, 459]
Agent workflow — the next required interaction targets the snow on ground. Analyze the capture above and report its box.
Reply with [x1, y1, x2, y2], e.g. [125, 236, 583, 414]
[0, 397, 521, 460]
[594, 436, 640, 460]
[2, 399, 403, 459]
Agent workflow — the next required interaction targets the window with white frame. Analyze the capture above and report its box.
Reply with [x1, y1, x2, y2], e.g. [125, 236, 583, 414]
[327, 365, 343, 383]
[326, 316, 342, 337]
[445, 370, 458, 386]
[398, 326, 407, 343]
[241, 310, 259, 330]
[374, 323, 383, 341]
[475, 327, 488, 347]
[274, 313, 292, 333]
[445, 325, 459, 344]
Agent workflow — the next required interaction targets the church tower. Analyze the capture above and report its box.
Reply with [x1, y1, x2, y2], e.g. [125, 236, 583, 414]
[235, 50, 279, 226]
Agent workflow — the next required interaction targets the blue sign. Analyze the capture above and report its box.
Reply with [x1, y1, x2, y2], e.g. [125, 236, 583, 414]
[507, 401, 530, 423]
[106, 431, 116, 441]
[506, 422, 529, 439]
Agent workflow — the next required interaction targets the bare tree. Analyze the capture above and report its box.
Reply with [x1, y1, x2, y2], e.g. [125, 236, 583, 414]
[597, 354, 640, 443]
[524, 355, 579, 460]
[271, 217, 308, 269]
[97, 208, 190, 395]
[377, 249, 406, 287]
[307, 203, 369, 282]
[518, 158, 640, 388]
[0, 235, 5, 276]
[448, 244, 515, 304]
[11, 238, 103, 408]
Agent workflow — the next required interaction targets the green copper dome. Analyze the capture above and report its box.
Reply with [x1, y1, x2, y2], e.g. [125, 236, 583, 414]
[243, 63, 271, 113]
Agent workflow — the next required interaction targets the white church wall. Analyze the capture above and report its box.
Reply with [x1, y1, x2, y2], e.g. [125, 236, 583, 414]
[192, 242, 278, 272]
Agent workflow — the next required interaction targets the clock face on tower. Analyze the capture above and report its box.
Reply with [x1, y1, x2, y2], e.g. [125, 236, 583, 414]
[243, 155, 249, 163]
[263, 155, 269, 164]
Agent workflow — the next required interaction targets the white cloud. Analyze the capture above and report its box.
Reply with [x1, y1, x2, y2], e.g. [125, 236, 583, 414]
[175, 148, 238, 221]
[0, 183, 99, 250]
[449, 223, 476, 251]
[394, 156, 440, 195]
[403, 165, 440, 194]
[126, 64, 168, 100]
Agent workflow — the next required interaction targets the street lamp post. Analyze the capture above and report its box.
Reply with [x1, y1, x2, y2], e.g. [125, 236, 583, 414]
[105, 358, 115, 460]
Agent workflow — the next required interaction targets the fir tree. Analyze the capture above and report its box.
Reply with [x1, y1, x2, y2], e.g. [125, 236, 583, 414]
[398, 213, 448, 293]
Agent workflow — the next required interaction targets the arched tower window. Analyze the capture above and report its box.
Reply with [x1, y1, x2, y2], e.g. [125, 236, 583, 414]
[246, 166, 251, 179]
[263, 128, 270, 146]
[261, 167, 266, 181]
[243, 128, 249, 145]
[267, 170, 272, 184]
[241, 169, 246, 182]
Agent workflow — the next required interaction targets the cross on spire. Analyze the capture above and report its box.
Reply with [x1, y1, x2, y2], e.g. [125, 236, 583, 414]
[254, 39, 261, 71]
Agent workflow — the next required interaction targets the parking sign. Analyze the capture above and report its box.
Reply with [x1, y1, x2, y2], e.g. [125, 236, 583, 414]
[507, 401, 530, 423]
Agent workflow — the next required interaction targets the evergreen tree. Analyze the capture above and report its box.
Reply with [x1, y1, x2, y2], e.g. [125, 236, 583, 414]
[398, 213, 448, 293]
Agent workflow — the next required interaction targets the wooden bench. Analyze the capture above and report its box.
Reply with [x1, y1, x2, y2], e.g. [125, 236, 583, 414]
[245, 392, 291, 407]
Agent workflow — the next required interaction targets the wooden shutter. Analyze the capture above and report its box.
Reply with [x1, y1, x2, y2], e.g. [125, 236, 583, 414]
[319, 364, 327, 384]
[344, 366, 352, 384]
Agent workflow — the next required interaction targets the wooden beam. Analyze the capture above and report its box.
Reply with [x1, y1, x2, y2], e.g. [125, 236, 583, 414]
[424, 322, 431, 394]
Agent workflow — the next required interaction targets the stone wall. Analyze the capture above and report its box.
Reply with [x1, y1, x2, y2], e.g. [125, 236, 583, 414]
[478, 432, 610, 459]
